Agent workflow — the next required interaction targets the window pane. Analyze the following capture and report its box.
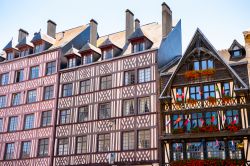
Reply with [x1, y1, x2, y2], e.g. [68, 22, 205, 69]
[60, 110, 71, 124]
[98, 134, 110, 152]
[63, 84, 73, 97]
[207, 141, 225, 159]
[99, 103, 111, 119]
[123, 131, 134, 150]
[27, 90, 37, 103]
[8, 116, 18, 131]
[41, 111, 52, 127]
[186, 142, 204, 160]
[138, 68, 151, 83]
[30, 66, 39, 79]
[5, 143, 15, 160]
[46, 61, 56, 75]
[123, 99, 134, 116]
[76, 136, 87, 154]
[80, 80, 90, 94]
[138, 97, 150, 114]
[58, 138, 68, 155]
[44, 86, 54, 100]
[0, 95, 6, 108]
[21, 141, 31, 158]
[101, 75, 112, 90]
[1, 73, 9, 85]
[124, 71, 135, 85]
[38, 138, 49, 157]
[194, 61, 199, 70]
[78, 106, 89, 122]
[24, 114, 34, 129]
[172, 143, 184, 161]
[138, 130, 150, 149]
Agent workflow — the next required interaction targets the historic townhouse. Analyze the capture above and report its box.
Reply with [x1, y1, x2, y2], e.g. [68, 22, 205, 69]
[0, 21, 92, 165]
[0, 2, 182, 166]
[160, 28, 250, 165]
[53, 3, 181, 166]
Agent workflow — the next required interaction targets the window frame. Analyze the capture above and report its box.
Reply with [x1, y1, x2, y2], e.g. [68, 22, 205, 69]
[78, 106, 89, 122]
[62, 83, 73, 97]
[97, 134, 110, 152]
[37, 138, 49, 157]
[20, 141, 31, 159]
[41, 111, 52, 127]
[122, 131, 135, 150]
[57, 138, 69, 155]
[29, 66, 39, 79]
[0, 72, 9, 86]
[80, 79, 91, 94]
[8, 116, 18, 132]
[76, 136, 87, 154]
[100, 75, 112, 90]
[138, 97, 150, 114]
[27, 89, 37, 103]
[0, 95, 6, 108]
[46, 61, 56, 75]
[124, 70, 135, 86]
[138, 129, 151, 149]
[98, 102, 111, 120]
[59, 110, 71, 124]
[14, 69, 24, 83]
[23, 114, 35, 130]
[138, 67, 151, 83]
[4, 143, 15, 160]
[123, 99, 135, 116]
[12, 92, 21, 106]
[44, 85, 54, 100]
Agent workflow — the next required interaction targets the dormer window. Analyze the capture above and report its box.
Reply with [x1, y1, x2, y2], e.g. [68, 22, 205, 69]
[68, 58, 76, 68]
[7, 52, 14, 60]
[232, 50, 241, 57]
[83, 54, 92, 64]
[20, 48, 30, 57]
[103, 49, 113, 60]
[34, 43, 44, 53]
[132, 41, 145, 53]
[228, 40, 245, 59]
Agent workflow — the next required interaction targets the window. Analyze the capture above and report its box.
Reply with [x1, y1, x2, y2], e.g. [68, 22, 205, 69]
[176, 88, 184, 102]
[76, 136, 87, 154]
[138, 97, 150, 114]
[205, 112, 218, 126]
[124, 71, 135, 85]
[132, 41, 145, 53]
[138, 68, 151, 83]
[14, 69, 24, 83]
[5, 143, 15, 160]
[138, 130, 150, 149]
[103, 49, 113, 60]
[20, 48, 29, 57]
[172, 115, 184, 129]
[123, 99, 134, 116]
[24, 114, 34, 130]
[232, 50, 241, 57]
[78, 106, 89, 122]
[193, 59, 213, 70]
[203, 84, 215, 99]
[7, 52, 14, 60]
[12, 92, 21, 106]
[8, 116, 18, 132]
[38, 138, 49, 157]
[189, 86, 201, 100]
[27, 89, 37, 103]
[186, 142, 204, 159]
[68, 57, 76, 67]
[46, 61, 56, 75]
[191, 113, 203, 129]
[226, 110, 239, 125]
[80, 80, 90, 94]
[62, 83, 73, 97]
[98, 134, 110, 152]
[228, 140, 242, 159]
[99, 103, 111, 119]
[100, 75, 112, 90]
[20, 141, 31, 159]
[83, 54, 92, 64]
[172, 143, 183, 161]
[30, 66, 39, 79]
[44, 85, 54, 100]
[222, 82, 230, 96]
[0, 95, 6, 108]
[34, 44, 43, 53]
[0, 73, 9, 85]
[41, 111, 52, 127]
[0, 118, 3, 132]
[59, 110, 71, 124]
[57, 138, 69, 155]
[207, 141, 225, 159]
[122, 131, 134, 150]
[201, 59, 213, 70]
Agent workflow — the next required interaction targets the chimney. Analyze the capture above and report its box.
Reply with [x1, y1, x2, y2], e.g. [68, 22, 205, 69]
[18, 29, 29, 43]
[90, 19, 98, 46]
[135, 19, 140, 30]
[47, 20, 57, 38]
[162, 2, 172, 38]
[125, 9, 134, 41]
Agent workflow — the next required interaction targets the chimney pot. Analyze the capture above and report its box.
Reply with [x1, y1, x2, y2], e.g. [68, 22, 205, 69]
[135, 19, 140, 30]
[125, 9, 134, 42]
[90, 19, 98, 46]
[47, 19, 57, 38]
[18, 29, 29, 43]
[162, 2, 172, 38]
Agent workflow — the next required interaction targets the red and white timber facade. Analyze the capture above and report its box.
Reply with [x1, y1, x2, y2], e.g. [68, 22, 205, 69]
[0, 49, 60, 165]
[54, 49, 160, 165]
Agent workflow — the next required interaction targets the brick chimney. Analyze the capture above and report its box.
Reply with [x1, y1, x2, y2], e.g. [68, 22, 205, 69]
[18, 29, 29, 43]
[125, 9, 134, 42]
[90, 19, 98, 46]
[47, 20, 57, 38]
[135, 18, 140, 30]
[162, 2, 172, 38]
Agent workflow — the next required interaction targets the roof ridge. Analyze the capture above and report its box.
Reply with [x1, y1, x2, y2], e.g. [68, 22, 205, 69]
[56, 24, 89, 34]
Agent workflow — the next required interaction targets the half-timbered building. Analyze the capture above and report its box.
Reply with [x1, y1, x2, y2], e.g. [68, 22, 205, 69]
[0, 20, 91, 165]
[160, 28, 250, 165]
[53, 3, 182, 166]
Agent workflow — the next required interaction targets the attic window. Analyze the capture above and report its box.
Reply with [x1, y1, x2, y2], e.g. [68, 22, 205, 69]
[132, 41, 145, 53]
[20, 48, 30, 57]
[232, 50, 241, 57]
[68, 57, 76, 68]
[34, 43, 44, 53]
[103, 49, 113, 60]
[83, 54, 92, 64]
[6, 52, 14, 60]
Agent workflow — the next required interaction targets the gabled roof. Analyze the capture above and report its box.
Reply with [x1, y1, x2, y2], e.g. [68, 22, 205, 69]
[127, 27, 152, 43]
[98, 37, 122, 49]
[79, 42, 101, 55]
[228, 39, 244, 51]
[31, 31, 55, 44]
[3, 39, 18, 51]
[160, 28, 248, 98]
[16, 37, 33, 48]
[64, 47, 81, 57]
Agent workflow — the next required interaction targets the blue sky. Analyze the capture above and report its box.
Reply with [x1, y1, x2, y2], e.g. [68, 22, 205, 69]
[0, 0, 249, 51]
